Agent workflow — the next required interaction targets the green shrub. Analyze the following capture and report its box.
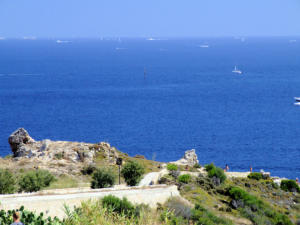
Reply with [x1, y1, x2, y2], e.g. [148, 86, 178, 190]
[247, 172, 263, 180]
[19, 170, 55, 192]
[167, 164, 178, 171]
[81, 164, 97, 175]
[205, 163, 226, 184]
[204, 163, 214, 172]
[228, 186, 262, 207]
[0, 169, 16, 194]
[54, 152, 64, 160]
[121, 161, 145, 186]
[193, 163, 201, 169]
[227, 186, 293, 225]
[160, 210, 186, 225]
[102, 195, 135, 217]
[91, 168, 116, 189]
[178, 174, 192, 184]
[191, 204, 233, 225]
[280, 179, 300, 192]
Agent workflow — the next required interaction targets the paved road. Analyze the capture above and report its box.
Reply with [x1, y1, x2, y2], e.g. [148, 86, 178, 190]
[139, 169, 168, 186]
[0, 185, 179, 219]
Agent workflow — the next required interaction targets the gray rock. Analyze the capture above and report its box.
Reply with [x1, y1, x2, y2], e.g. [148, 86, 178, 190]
[171, 149, 199, 166]
[230, 199, 244, 209]
[39, 139, 51, 152]
[212, 176, 221, 186]
[8, 128, 35, 156]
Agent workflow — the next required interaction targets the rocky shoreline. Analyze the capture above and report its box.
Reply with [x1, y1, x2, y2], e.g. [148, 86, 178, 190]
[1, 128, 200, 177]
[2, 128, 289, 182]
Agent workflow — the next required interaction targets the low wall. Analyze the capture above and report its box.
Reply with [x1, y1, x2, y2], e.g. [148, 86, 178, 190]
[0, 185, 179, 219]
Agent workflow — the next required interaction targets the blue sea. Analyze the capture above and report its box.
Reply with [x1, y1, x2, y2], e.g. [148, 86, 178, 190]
[0, 37, 299, 179]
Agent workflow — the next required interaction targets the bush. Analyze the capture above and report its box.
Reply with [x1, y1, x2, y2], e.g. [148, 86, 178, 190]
[193, 163, 201, 169]
[165, 197, 192, 220]
[102, 195, 135, 217]
[81, 164, 97, 175]
[121, 161, 145, 186]
[0, 169, 16, 194]
[91, 168, 116, 189]
[204, 163, 214, 172]
[280, 179, 300, 192]
[191, 204, 233, 225]
[178, 174, 192, 184]
[19, 170, 55, 192]
[134, 203, 151, 218]
[247, 172, 263, 180]
[227, 186, 293, 225]
[167, 164, 178, 171]
[205, 163, 226, 184]
[54, 152, 64, 160]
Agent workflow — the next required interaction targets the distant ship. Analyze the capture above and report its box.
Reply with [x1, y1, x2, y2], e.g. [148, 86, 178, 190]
[199, 44, 209, 48]
[232, 66, 242, 74]
[56, 40, 71, 44]
[294, 97, 300, 105]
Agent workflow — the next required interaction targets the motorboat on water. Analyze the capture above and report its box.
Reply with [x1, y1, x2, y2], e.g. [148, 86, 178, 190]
[232, 66, 242, 74]
[294, 97, 300, 105]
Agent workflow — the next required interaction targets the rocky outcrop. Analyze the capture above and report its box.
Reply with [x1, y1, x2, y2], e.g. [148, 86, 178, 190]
[8, 128, 35, 157]
[171, 149, 199, 166]
[7, 128, 119, 174]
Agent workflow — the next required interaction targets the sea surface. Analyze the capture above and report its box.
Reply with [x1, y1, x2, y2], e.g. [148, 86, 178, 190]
[0, 37, 299, 179]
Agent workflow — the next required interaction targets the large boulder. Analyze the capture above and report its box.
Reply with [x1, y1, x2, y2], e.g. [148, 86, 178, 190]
[8, 128, 35, 156]
[172, 149, 199, 166]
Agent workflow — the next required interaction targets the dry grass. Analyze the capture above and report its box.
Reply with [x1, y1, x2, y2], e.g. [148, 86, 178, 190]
[64, 200, 165, 225]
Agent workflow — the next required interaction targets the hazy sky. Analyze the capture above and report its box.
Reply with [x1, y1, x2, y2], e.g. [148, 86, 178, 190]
[0, 0, 300, 38]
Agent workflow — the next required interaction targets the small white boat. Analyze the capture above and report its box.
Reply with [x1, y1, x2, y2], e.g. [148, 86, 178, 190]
[294, 97, 300, 105]
[199, 44, 209, 48]
[294, 97, 300, 102]
[232, 66, 242, 74]
[56, 40, 71, 44]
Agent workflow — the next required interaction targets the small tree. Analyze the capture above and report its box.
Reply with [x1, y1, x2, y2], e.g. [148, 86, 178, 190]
[178, 174, 192, 184]
[167, 164, 178, 171]
[167, 163, 180, 178]
[205, 163, 226, 184]
[121, 161, 145, 186]
[102, 195, 135, 217]
[247, 172, 263, 180]
[280, 180, 300, 193]
[0, 169, 16, 194]
[91, 168, 116, 189]
[19, 170, 55, 193]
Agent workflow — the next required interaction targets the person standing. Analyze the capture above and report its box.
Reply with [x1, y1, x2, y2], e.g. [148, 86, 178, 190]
[224, 164, 229, 172]
[10, 212, 24, 225]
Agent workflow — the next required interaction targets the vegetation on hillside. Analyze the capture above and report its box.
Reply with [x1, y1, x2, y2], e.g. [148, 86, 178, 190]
[121, 160, 145, 186]
[91, 168, 116, 189]
[0, 168, 56, 193]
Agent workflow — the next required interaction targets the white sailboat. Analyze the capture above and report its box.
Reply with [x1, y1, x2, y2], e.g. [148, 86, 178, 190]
[232, 66, 242, 74]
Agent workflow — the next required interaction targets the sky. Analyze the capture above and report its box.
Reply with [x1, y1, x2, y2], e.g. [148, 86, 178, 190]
[0, 0, 300, 38]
